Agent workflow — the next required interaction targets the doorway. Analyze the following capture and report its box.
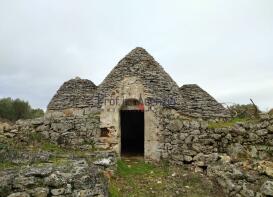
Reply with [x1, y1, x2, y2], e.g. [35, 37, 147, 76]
[120, 110, 144, 156]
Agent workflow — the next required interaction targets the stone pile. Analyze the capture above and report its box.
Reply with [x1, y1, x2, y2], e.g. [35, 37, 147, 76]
[0, 159, 108, 197]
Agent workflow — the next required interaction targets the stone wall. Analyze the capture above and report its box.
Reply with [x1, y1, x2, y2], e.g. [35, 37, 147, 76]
[160, 111, 273, 163]
[0, 109, 116, 197]
[0, 159, 108, 197]
[1, 107, 273, 196]
[159, 109, 273, 197]
[0, 109, 101, 150]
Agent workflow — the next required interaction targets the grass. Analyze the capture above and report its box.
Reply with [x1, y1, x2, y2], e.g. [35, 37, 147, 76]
[48, 157, 70, 166]
[109, 158, 222, 197]
[116, 159, 158, 177]
[0, 161, 18, 170]
[0, 142, 21, 168]
[109, 159, 166, 197]
[40, 142, 65, 153]
[208, 117, 260, 129]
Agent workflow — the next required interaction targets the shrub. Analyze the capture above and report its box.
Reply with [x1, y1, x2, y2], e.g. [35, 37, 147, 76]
[0, 97, 44, 121]
[0, 142, 20, 165]
[228, 104, 260, 119]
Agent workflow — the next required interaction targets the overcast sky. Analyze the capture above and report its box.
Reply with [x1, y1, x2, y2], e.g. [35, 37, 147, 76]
[0, 0, 272, 111]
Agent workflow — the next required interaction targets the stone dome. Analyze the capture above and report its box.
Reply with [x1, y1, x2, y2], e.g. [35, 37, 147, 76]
[47, 77, 97, 111]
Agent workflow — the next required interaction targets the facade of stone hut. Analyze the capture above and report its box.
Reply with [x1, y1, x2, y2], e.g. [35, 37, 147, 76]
[47, 47, 229, 161]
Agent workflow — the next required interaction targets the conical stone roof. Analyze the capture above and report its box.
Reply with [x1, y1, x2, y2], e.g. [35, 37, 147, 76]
[47, 77, 97, 111]
[179, 84, 230, 118]
[92, 47, 185, 109]
[47, 47, 229, 118]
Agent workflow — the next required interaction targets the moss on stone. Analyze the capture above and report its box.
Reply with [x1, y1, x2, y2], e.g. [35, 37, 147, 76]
[208, 117, 259, 129]
[0, 161, 18, 170]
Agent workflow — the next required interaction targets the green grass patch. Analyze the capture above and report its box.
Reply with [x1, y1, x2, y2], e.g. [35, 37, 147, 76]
[0, 161, 18, 170]
[48, 157, 70, 166]
[109, 158, 222, 197]
[40, 142, 65, 153]
[28, 132, 44, 142]
[116, 159, 156, 177]
[109, 183, 121, 197]
[208, 117, 259, 129]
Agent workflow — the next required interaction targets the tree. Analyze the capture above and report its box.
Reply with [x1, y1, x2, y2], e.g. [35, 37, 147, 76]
[0, 98, 15, 121]
[12, 98, 31, 120]
[30, 108, 44, 119]
[0, 97, 44, 121]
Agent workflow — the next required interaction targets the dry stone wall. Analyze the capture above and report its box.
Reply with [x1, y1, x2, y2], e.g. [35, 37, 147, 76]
[159, 109, 273, 197]
[0, 109, 101, 149]
[0, 110, 116, 197]
[1, 106, 273, 196]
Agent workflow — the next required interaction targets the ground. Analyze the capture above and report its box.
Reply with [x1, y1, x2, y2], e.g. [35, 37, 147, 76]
[109, 157, 223, 197]
[0, 135, 224, 197]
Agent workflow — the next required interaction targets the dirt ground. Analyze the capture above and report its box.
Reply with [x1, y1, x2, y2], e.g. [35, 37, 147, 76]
[109, 157, 223, 197]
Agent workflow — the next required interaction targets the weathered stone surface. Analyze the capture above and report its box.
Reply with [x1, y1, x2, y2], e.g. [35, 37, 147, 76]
[167, 119, 183, 132]
[180, 84, 230, 118]
[256, 129, 268, 136]
[25, 166, 53, 177]
[13, 176, 37, 190]
[240, 183, 254, 197]
[28, 187, 49, 197]
[47, 77, 97, 110]
[261, 181, 273, 196]
[51, 188, 65, 195]
[7, 192, 30, 197]
[44, 173, 67, 188]
[1, 159, 107, 197]
[227, 143, 246, 159]
[257, 161, 273, 178]
[93, 158, 113, 167]
[268, 126, 273, 133]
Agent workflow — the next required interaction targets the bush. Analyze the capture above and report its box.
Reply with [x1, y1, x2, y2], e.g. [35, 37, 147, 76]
[228, 104, 261, 119]
[0, 98, 15, 121]
[0, 97, 44, 121]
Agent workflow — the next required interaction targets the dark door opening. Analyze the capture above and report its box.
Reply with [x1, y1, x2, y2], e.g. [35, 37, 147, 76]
[120, 110, 144, 156]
